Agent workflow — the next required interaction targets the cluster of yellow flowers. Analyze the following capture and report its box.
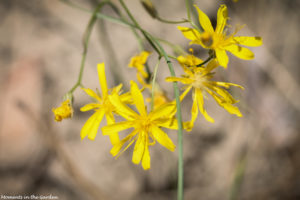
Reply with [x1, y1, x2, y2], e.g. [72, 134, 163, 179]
[53, 4, 261, 170]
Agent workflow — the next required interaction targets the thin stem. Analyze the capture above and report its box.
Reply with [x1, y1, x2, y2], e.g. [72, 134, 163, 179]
[197, 55, 213, 67]
[151, 57, 161, 110]
[146, 33, 184, 200]
[60, 0, 138, 29]
[116, 1, 184, 198]
[69, 2, 108, 93]
[185, 0, 191, 22]
[118, 0, 160, 55]
[157, 16, 189, 24]
[156, 38, 186, 56]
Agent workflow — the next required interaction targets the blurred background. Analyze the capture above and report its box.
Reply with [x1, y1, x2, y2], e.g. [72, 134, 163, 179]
[0, 0, 299, 199]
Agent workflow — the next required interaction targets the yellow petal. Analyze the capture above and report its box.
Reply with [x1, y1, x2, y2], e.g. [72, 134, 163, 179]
[155, 118, 178, 130]
[150, 102, 176, 121]
[111, 83, 123, 94]
[203, 59, 219, 75]
[140, 51, 151, 64]
[211, 81, 244, 90]
[105, 113, 119, 145]
[234, 36, 263, 47]
[180, 85, 193, 101]
[189, 94, 199, 128]
[110, 130, 138, 157]
[132, 131, 146, 165]
[102, 121, 133, 135]
[194, 5, 214, 34]
[130, 81, 146, 116]
[80, 109, 105, 140]
[109, 93, 138, 120]
[82, 88, 102, 102]
[141, 137, 150, 170]
[216, 4, 228, 34]
[205, 89, 242, 117]
[97, 63, 108, 97]
[177, 26, 201, 41]
[225, 45, 254, 60]
[80, 103, 100, 112]
[215, 49, 229, 68]
[195, 89, 214, 123]
[151, 125, 175, 151]
[207, 85, 237, 104]
[165, 77, 194, 84]
[120, 92, 132, 104]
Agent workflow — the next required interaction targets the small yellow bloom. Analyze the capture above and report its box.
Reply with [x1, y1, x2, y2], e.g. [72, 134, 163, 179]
[178, 4, 262, 68]
[177, 48, 203, 67]
[80, 63, 131, 143]
[102, 81, 178, 170]
[166, 59, 244, 126]
[52, 99, 73, 122]
[129, 51, 151, 88]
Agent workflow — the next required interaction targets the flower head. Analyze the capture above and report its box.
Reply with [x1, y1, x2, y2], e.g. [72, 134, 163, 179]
[129, 51, 151, 88]
[102, 81, 178, 170]
[52, 99, 73, 122]
[177, 48, 203, 67]
[178, 4, 262, 68]
[80, 63, 131, 144]
[166, 59, 244, 125]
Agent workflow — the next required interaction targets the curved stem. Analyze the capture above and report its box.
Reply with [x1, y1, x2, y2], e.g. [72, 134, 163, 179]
[185, 0, 192, 22]
[69, 1, 109, 93]
[197, 55, 213, 67]
[118, 0, 160, 55]
[157, 16, 189, 24]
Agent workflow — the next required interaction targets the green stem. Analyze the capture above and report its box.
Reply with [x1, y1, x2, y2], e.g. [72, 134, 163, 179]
[118, 0, 160, 55]
[150, 57, 161, 110]
[69, 2, 108, 93]
[146, 33, 184, 200]
[157, 16, 189, 24]
[117, 1, 184, 198]
[197, 55, 213, 67]
[185, 0, 191, 22]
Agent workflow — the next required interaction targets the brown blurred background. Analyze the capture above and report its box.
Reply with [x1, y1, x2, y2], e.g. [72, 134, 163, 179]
[0, 0, 299, 200]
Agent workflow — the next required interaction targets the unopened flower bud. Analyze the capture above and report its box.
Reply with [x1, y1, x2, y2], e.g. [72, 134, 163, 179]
[140, 0, 158, 18]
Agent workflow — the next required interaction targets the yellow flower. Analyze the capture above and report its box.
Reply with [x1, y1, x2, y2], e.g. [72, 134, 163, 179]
[102, 81, 178, 170]
[177, 48, 203, 67]
[128, 51, 151, 88]
[80, 63, 131, 143]
[52, 99, 73, 122]
[177, 4, 262, 68]
[166, 59, 244, 125]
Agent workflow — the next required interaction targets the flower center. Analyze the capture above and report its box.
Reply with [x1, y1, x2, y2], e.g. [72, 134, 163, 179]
[201, 32, 213, 47]
[137, 116, 152, 131]
[191, 72, 208, 89]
